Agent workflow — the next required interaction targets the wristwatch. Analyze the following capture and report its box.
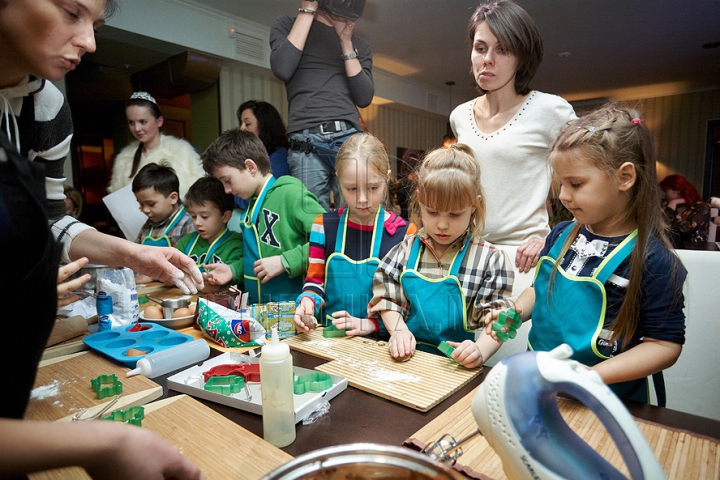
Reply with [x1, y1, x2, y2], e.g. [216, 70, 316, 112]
[340, 48, 359, 60]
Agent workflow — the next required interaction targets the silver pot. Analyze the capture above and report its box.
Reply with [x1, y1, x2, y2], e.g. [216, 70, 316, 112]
[148, 296, 190, 319]
[260, 444, 465, 480]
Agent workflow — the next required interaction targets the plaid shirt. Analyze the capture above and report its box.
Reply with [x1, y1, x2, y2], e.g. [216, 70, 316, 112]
[135, 206, 196, 247]
[368, 229, 514, 330]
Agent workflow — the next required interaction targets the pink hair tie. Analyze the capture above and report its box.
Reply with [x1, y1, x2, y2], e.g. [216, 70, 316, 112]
[631, 118, 642, 125]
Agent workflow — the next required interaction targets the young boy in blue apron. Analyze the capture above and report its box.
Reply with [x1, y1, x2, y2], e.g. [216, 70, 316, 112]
[176, 177, 243, 293]
[201, 130, 325, 304]
[369, 144, 513, 368]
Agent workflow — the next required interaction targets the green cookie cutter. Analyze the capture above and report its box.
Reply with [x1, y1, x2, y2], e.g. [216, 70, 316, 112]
[437, 341, 456, 360]
[293, 372, 333, 394]
[204, 375, 245, 395]
[90, 374, 123, 399]
[102, 406, 145, 427]
[493, 308, 522, 343]
[322, 324, 347, 338]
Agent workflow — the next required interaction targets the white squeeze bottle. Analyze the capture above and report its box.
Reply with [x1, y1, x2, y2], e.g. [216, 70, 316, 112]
[126, 339, 210, 378]
[260, 326, 296, 447]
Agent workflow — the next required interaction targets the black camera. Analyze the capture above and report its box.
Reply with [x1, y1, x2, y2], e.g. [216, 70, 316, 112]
[317, 0, 366, 20]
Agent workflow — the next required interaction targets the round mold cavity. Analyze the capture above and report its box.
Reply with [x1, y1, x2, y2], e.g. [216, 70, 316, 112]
[158, 336, 189, 346]
[105, 339, 136, 349]
[140, 330, 170, 340]
[91, 332, 121, 342]
[124, 346, 155, 357]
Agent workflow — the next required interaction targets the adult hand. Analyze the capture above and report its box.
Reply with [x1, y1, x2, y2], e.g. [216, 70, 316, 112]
[331, 311, 376, 336]
[446, 340, 484, 369]
[203, 263, 232, 286]
[253, 256, 285, 284]
[388, 330, 416, 361]
[86, 425, 205, 480]
[515, 237, 544, 273]
[57, 257, 90, 308]
[129, 246, 203, 294]
[294, 297, 317, 332]
[710, 197, 720, 209]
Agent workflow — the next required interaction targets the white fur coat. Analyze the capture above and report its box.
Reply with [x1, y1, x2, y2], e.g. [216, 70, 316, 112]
[108, 134, 205, 200]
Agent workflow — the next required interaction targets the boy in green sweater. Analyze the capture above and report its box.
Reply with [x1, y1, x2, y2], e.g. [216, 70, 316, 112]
[202, 130, 325, 304]
[177, 177, 243, 293]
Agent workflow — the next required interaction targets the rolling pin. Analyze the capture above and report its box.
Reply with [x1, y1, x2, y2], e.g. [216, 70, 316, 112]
[45, 315, 89, 347]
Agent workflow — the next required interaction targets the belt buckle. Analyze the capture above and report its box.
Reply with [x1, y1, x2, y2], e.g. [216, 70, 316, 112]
[319, 121, 342, 135]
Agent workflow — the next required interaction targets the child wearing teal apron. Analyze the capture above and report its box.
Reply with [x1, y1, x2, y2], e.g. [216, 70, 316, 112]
[295, 206, 414, 336]
[138, 205, 193, 247]
[368, 144, 514, 368]
[525, 221, 686, 405]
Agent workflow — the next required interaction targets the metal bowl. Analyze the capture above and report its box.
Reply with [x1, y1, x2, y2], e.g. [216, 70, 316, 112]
[147, 296, 191, 319]
[260, 443, 465, 480]
[71, 264, 110, 291]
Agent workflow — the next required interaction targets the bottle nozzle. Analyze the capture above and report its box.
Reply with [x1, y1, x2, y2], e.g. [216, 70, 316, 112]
[127, 367, 141, 377]
[271, 325, 280, 345]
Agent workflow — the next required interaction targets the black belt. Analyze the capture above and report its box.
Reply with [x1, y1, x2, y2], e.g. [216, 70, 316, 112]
[305, 121, 349, 135]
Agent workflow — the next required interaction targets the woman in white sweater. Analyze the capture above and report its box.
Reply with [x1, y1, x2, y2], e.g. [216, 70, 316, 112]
[108, 92, 204, 200]
[450, 0, 576, 274]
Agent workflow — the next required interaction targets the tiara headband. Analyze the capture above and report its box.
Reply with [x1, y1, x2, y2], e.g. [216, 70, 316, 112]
[130, 91, 157, 104]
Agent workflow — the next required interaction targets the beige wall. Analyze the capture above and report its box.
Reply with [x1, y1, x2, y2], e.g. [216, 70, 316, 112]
[628, 89, 720, 191]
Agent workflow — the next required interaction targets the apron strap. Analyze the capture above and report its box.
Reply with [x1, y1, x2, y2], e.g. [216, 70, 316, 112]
[246, 176, 276, 227]
[334, 206, 386, 258]
[593, 230, 637, 284]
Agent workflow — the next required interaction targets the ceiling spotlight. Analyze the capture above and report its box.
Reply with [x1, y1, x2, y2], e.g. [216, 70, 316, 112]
[557, 52, 571, 58]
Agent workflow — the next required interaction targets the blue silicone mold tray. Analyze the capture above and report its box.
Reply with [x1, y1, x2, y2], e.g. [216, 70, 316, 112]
[83, 323, 194, 367]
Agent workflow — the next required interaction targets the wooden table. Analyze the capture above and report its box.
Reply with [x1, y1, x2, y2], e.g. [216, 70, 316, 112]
[156, 348, 720, 457]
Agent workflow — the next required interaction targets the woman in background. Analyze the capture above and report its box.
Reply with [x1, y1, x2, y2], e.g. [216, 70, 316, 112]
[108, 92, 205, 200]
[659, 174, 710, 248]
[237, 100, 291, 178]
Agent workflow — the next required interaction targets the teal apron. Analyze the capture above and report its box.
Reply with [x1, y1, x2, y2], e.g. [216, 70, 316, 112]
[528, 223, 661, 404]
[183, 227, 232, 274]
[399, 236, 474, 353]
[324, 207, 385, 330]
[242, 177, 301, 304]
[141, 205, 187, 247]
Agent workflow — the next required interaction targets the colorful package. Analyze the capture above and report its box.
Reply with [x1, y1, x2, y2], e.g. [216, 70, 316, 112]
[196, 298, 266, 348]
[251, 302, 296, 339]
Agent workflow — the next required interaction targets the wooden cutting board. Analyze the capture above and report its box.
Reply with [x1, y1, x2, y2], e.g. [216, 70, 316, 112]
[24, 351, 162, 422]
[404, 387, 720, 480]
[283, 330, 482, 412]
[29, 395, 294, 480]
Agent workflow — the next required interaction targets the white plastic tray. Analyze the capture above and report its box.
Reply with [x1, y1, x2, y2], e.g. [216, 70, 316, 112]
[167, 352, 348, 423]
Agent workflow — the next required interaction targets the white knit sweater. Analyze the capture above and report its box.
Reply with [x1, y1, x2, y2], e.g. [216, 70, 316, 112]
[108, 134, 205, 200]
[450, 91, 576, 245]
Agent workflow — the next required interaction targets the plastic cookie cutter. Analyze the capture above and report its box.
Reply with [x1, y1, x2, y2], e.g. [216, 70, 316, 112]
[322, 324, 347, 338]
[437, 341, 456, 360]
[72, 392, 125, 422]
[492, 308, 522, 343]
[204, 375, 251, 400]
[202, 363, 261, 383]
[102, 405, 145, 427]
[293, 372, 333, 395]
[90, 374, 123, 399]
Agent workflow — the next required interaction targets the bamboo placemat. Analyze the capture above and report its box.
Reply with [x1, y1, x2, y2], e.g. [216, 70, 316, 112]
[404, 387, 720, 480]
[24, 351, 162, 422]
[283, 330, 482, 412]
[29, 395, 294, 480]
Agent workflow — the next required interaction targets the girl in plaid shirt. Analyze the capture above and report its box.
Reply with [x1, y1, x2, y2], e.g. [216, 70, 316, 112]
[369, 144, 513, 367]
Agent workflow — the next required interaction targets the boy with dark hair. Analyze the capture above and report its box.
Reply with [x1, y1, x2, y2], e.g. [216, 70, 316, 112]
[202, 130, 325, 304]
[177, 177, 243, 293]
[132, 162, 195, 248]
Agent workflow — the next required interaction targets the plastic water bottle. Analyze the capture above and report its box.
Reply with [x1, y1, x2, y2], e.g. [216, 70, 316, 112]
[126, 340, 210, 378]
[96, 294, 113, 331]
[260, 326, 296, 447]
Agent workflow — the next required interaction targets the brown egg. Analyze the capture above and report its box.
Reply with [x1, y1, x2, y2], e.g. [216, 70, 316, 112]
[172, 307, 192, 318]
[188, 303, 197, 314]
[143, 305, 164, 319]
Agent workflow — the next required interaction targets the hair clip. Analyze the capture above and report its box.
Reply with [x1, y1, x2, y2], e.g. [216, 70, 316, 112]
[130, 91, 157, 104]
[578, 125, 596, 133]
[631, 118, 642, 125]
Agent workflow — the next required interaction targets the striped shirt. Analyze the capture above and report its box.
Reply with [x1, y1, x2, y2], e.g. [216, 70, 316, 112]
[369, 229, 514, 330]
[299, 208, 416, 308]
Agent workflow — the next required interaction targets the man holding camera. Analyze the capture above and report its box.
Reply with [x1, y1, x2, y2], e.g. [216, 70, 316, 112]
[270, 0, 374, 210]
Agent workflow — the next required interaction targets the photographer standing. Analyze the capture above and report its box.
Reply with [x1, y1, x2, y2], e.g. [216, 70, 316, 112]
[270, 0, 374, 210]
